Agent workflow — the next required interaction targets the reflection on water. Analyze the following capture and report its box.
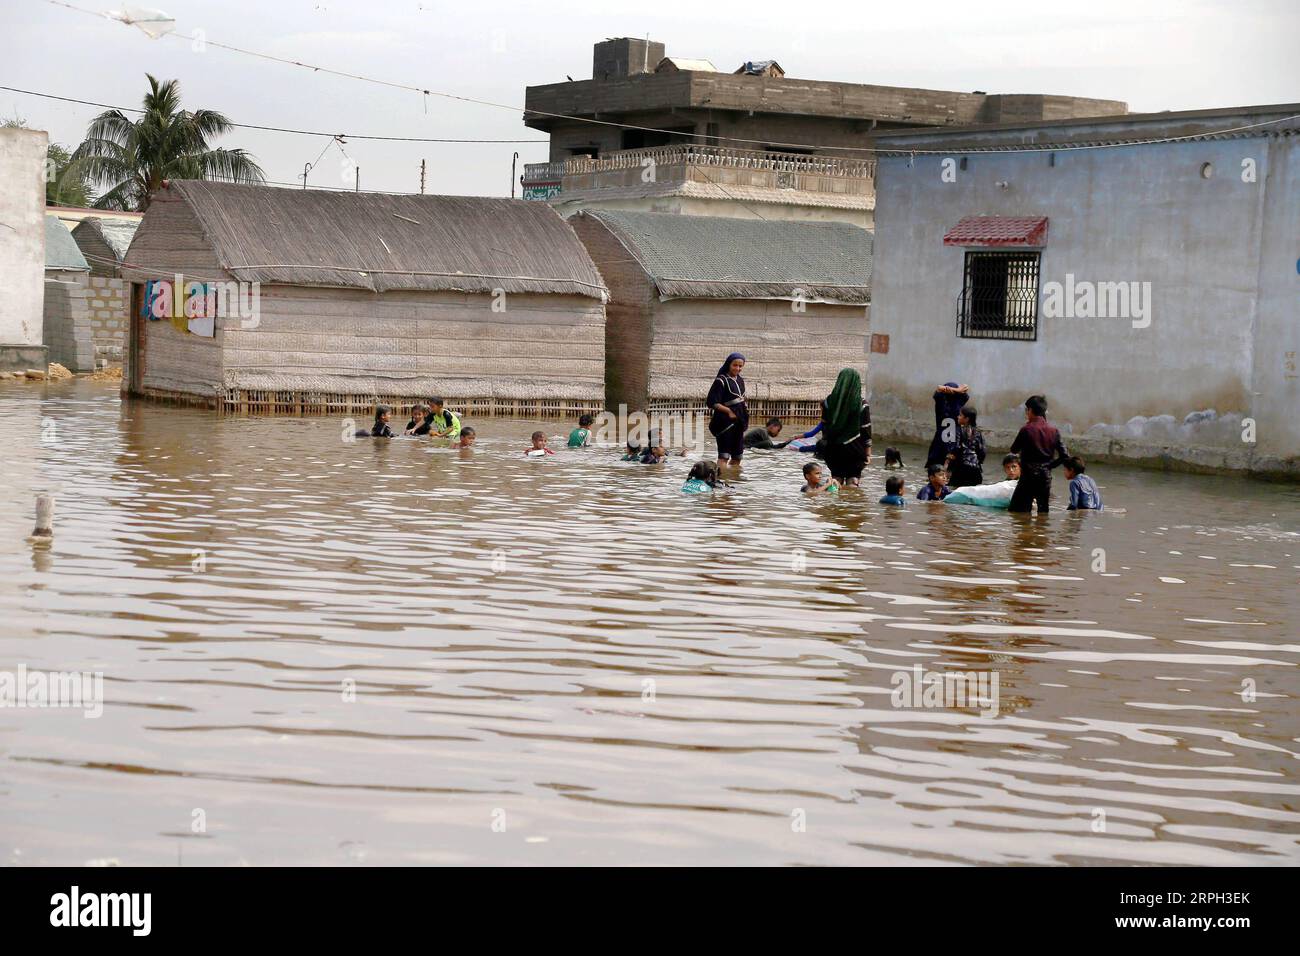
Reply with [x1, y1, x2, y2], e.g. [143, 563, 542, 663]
[1, 380, 1297, 866]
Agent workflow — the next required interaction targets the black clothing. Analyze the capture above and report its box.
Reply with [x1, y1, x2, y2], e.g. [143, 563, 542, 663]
[819, 400, 872, 482]
[707, 373, 748, 461]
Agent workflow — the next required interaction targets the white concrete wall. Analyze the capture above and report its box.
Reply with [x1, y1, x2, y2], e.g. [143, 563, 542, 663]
[0, 127, 48, 347]
[870, 131, 1298, 475]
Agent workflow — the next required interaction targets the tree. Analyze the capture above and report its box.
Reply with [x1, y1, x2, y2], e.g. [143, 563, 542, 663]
[0, 116, 91, 207]
[72, 74, 265, 211]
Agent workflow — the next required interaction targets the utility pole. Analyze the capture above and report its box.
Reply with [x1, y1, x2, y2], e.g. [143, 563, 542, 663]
[355, 167, 360, 192]
[420, 159, 426, 195]
[511, 152, 519, 198]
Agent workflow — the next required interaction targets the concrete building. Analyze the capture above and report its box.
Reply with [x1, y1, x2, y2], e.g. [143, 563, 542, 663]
[868, 104, 1300, 477]
[522, 37, 1128, 228]
[571, 209, 872, 415]
[121, 181, 608, 415]
[0, 126, 49, 372]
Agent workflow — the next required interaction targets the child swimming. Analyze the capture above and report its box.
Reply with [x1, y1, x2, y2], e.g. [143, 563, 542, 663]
[884, 447, 904, 469]
[1064, 456, 1103, 511]
[524, 431, 554, 456]
[681, 460, 720, 493]
[744, 418, 787, 449]
[916, 464, 951, 501]
[456, 427, 476, 448]
[879, 475, 906, 505]
[801, 461, 838, 496]
[568, 414, 595, 448]
[357, 405, 395, 438]
[403, 403, 429, 435]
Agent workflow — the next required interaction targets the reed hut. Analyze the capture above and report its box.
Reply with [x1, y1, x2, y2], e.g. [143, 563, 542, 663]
[570, 210, 872, 416]
[120, 181, 608, 415]
[71, 216, 140, 278]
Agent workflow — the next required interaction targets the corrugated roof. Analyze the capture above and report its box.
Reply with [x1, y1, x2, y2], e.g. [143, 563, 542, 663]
[944, 215, 1048, 247]
[138, 181, 607, 299]
[73, 216, 140, 260]
[45, 214, 89, 271]
[582, 210, 872, 303]
[656, 57, 718, 72]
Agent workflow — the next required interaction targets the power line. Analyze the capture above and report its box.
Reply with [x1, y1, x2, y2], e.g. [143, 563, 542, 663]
[38, 0, 1300, 157]
[0, 85, 547, 143]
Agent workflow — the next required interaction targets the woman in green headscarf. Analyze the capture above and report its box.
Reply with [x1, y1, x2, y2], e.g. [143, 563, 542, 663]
[819, 367, 872, 485]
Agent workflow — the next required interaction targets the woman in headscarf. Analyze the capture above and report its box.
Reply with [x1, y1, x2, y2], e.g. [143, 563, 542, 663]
[819, 368, 872, 485]
[706, 352, 748, 467]
[926, 381, 970, 467]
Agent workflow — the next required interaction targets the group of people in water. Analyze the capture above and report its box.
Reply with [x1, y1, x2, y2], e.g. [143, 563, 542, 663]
[356, 353, 1103, 515]
[699, 352, 1101, 513]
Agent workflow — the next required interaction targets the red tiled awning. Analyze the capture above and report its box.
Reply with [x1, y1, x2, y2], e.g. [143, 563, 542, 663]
[943, 216, 1048, 247]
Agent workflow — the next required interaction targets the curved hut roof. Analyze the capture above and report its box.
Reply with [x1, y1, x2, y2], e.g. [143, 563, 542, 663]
[129, 181, 608, 299]
[579, 209, 872, 304]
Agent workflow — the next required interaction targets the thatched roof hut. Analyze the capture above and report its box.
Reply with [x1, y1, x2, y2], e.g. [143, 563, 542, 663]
[570, 210, 872, 413]
[71, 217, 140, 278]
[129, 181, 606, 298]
[122, 182, 609, 415]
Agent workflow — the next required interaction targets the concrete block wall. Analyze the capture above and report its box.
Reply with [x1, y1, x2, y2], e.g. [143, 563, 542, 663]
[42, 278, 96, 372]
[78, 274, 128, 360]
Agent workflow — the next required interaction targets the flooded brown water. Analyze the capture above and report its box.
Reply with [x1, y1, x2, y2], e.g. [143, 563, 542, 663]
[1, 379, 1297, 866]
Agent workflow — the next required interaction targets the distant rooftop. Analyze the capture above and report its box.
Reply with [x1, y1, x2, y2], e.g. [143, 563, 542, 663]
[870, 102, 1300, 151]
[45, 214, 89, 271]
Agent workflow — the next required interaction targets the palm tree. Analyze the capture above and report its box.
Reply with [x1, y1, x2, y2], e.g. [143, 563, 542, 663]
[73, 74, 265, 211]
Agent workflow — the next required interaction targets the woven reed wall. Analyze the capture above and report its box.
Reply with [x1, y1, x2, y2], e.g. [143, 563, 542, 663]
[647, 298, 870, 402]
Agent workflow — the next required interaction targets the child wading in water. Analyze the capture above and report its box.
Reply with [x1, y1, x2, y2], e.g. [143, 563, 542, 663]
[917, 464, 951, 501]
[879, 475, 906, 505]
[1063, 456, 1103, 511]
[682, 461, 720, 493]
[524, 431, 554, 456]
[568, 414, 595, 448]
[403, 404, 428, 434]
[456, 427, 476, 448]
[945, 406, 986, 488]
[801, 461, 838, 496]
[357, 405, 395, 438]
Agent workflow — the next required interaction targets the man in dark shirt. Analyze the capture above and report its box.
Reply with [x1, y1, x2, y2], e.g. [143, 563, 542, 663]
[1008, 394, 1068, 513]
[744, 418, 789, 449]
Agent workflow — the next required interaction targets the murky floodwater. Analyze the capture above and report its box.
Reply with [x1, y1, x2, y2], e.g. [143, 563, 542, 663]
[1, 379, 1297, 866]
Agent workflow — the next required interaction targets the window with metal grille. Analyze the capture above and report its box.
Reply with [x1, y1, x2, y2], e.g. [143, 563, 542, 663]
[956, 251, 1040, 340]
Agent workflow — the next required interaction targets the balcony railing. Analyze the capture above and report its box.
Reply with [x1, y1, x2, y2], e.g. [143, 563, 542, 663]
[524, 144, 874, 183]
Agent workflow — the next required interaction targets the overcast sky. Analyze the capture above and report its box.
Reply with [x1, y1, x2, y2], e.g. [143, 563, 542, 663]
[2, 0, 1297, 198]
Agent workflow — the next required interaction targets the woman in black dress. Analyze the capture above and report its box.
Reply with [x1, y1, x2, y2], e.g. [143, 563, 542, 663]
[706, 352, 748, 467]
[819, 367, 872, 485]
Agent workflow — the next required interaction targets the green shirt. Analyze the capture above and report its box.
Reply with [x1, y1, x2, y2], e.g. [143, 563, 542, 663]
[567, 427, 591, 447]
[428, 409, 461, 438]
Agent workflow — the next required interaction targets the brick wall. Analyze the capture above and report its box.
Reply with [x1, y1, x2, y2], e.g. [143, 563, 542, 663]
[77, 274, 129, 361]
[43, 278, 96, 371]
